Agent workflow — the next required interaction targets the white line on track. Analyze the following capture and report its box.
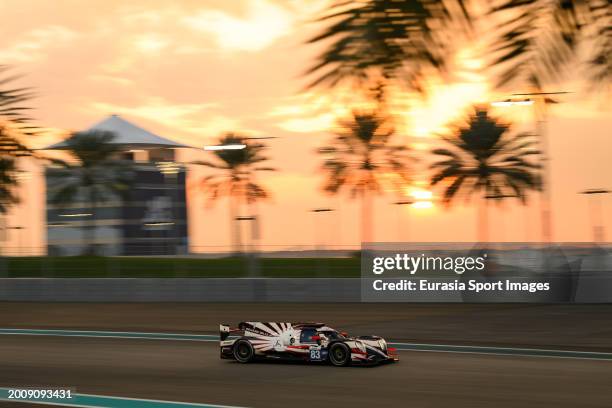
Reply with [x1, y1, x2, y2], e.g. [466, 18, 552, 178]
[1, 328, 611, 361]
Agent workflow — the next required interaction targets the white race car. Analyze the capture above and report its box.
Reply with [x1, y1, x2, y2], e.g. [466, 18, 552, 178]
[220, 322, 398, 366]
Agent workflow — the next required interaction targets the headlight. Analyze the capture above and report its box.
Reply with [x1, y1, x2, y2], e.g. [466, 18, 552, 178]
[379, 339, 387, 350]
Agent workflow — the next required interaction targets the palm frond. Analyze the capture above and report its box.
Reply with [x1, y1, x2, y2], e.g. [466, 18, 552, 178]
[430, 164, 463, 186]
[488, 0, 608, 89]
[305, 0, 471, 92]
[190, 160, 228, 169]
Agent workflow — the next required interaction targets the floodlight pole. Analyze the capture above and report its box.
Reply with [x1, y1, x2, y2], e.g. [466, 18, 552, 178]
[311, 208, 334, 276]
[311, 208, 334, 251]
[579, 189, 610, 243]
[393, 200, 414, 242]
[485, 194, 517, 242]
[0, 215, 5, 258]
[536, 99, 553, 244]
[157, 161, 180, 255]
[493, 91, 571, 244]
[13, 171, 32, 255]
[236, 215, 259, 276]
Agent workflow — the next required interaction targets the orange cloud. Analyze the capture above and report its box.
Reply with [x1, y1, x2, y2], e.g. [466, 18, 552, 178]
[0, 25, 77, 62]
[183, 0, 294, 52]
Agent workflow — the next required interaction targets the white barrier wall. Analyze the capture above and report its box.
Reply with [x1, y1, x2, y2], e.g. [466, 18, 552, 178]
[1, 277, 609, 302]
[0, 279, 362, 302]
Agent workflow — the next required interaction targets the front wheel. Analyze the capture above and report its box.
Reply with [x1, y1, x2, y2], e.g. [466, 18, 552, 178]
[329, 343, 350, 366]
[233, 340, 254, 363]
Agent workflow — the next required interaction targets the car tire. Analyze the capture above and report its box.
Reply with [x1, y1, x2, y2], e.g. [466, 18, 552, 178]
[329, 343, 350, 367]
[233, 340, 254, 363]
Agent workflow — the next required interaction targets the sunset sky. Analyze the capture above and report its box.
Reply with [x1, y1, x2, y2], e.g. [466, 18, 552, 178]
[1, 0, 610, 253]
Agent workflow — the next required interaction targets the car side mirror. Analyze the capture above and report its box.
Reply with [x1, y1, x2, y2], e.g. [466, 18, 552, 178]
[340, 331, 348, 337]
[311, 335, 321, 343]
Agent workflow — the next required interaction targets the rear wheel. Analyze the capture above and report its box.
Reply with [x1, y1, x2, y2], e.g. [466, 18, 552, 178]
[233, 340, 254, 363]
[329, 343, 350, 366]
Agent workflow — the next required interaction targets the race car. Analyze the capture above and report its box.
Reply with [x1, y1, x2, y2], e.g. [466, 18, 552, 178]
[220, 322, 398, 366]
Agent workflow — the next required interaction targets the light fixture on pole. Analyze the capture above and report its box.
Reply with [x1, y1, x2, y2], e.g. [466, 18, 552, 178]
[491, 99, 534, 107]
[311, 208, 334, 213]
[204, 136, 278, 151]
[204, 144, 246, 151]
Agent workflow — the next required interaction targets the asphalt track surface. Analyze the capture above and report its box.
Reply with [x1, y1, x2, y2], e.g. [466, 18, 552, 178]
[2, 303, 612, 350]
[2, 328, 611, 360]
[2, 303, 612, 407]
[2, 335, 612, 408]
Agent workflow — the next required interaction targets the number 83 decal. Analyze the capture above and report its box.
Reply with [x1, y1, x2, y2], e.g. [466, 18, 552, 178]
[310, 348, 326, 361]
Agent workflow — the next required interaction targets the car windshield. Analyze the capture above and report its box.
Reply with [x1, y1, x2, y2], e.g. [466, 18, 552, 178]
[321, 330, 345, 340]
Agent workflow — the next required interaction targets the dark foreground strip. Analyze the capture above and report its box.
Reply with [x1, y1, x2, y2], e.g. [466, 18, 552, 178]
[1, 328, 611, 361]
[0, 388, 241, 408]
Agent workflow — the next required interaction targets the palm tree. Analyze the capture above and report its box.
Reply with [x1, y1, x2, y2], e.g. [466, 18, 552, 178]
[488, 0, 610, 90]
[0, 66, 36, 128]
[429, 106, 541, 242]
[0, 125, 31, 214]
[0, 154, 19, 214]
[49, 130, 133, 255]
[0, 67, 37, 215]
[194, 133, 274, 255]
[305, 0, 471, 93]
[319, 110, 412, 243]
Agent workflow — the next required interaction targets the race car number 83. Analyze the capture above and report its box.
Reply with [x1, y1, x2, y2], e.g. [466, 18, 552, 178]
[310, 349, 322, 361]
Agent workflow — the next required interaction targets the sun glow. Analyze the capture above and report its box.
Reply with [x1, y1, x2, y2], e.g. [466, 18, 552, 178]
[412, 200, 433, 209]
[401, 187, 436, 210]
[405, 81, 489, 138]
[410, 189, 433, 200]
[390, 45, 491, 140]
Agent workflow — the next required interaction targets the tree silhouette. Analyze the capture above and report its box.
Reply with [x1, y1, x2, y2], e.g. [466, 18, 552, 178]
[430, 107, 541, 242]
[305, 0, 470, 93]
[194, 133, 274, 254]
[307, 1, 609, 93]
[49, 130, 133, 255]
[0, 66, 37, 215]
[0, 152, 19, 214]
[0, 66, 36, 128]
[319, 110, 412, 243]
[487, 0, 610, 90]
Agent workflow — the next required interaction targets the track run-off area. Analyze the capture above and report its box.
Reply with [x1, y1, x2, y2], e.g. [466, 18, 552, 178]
[1, 328, 612, 361]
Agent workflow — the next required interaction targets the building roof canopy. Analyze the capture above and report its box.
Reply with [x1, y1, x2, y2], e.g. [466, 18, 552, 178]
[44, 114, 190, 150]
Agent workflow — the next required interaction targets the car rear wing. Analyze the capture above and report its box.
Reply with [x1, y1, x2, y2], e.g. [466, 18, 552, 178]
[220, 324, 240, 342]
